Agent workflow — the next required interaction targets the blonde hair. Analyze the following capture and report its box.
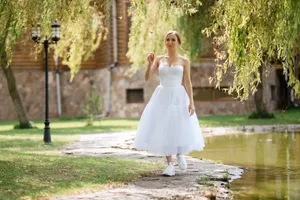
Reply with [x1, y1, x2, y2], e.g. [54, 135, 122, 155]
[164, 30, 181, 45]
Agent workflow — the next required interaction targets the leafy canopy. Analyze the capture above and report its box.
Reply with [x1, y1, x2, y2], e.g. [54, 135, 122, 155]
[126, 0, 203, 74]
[127, 0, 300, 100]
[0, 0, 108, 80]
[204, 0, 300, 99]
[1, 0, 299, 99]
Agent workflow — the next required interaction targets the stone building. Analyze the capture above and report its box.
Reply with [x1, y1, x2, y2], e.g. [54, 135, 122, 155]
[0, 1, 298, 121]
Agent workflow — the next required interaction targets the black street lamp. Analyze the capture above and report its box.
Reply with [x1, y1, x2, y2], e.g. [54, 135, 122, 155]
[32, 21, 60, 144]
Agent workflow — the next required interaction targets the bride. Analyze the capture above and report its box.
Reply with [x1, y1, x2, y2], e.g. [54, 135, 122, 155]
[132, 30, 205, 176]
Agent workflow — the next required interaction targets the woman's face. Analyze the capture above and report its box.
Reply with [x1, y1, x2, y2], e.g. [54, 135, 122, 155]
[165, 34, 179, 49]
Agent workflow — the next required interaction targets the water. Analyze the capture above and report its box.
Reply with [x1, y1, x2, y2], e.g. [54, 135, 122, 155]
[190, 132, 300, 200]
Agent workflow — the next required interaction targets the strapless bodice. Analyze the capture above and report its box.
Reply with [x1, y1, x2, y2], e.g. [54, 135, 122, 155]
[158, 64, 184, 87]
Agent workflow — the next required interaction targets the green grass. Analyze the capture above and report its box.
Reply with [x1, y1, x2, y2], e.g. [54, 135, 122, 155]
[0, 152, 158, 200]
[198, 108, 300, 127]
[0, 109, 299, 199]
[0, 118, 138, 135]
[1, 109, 299, 136]
[0, 118, 161, 200]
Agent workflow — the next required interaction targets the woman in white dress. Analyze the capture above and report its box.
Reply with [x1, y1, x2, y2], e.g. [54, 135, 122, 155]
[133, 30, 205, 176]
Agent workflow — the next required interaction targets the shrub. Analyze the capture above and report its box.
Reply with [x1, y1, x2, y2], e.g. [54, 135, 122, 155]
[248, 111, 275, 119]
[81, 84, 104, 126]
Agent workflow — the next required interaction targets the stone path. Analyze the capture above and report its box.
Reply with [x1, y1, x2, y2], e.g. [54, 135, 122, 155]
[52, 124, 300, 199]
[53, 131, 244, 200]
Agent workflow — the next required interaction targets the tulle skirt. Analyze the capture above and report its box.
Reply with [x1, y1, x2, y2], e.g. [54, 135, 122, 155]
[132, 85, 205, 156]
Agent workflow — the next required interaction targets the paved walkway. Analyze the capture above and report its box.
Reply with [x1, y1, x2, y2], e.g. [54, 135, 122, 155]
[52, 124, 299, 200]
[53, 131, 244, 200]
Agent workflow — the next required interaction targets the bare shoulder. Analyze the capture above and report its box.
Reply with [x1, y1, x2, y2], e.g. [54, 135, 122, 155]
[178, 55, 190, 67]
[155, 54, 164, 65]
[155, 55, 164, 61]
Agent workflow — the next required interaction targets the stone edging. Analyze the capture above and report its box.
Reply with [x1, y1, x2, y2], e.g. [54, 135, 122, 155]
[202, 124, 300, 137]
[55, 131, 246, 200]
[54, 125, 299, 200]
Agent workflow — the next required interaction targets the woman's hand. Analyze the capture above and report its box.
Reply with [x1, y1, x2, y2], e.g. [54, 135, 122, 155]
[188, 104, 195, 116]
[145, 53, 158, 81]
[147, 52, 155, 65]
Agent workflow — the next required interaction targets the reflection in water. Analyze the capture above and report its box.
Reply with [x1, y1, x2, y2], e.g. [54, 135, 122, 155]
[190, 132, 300, 200]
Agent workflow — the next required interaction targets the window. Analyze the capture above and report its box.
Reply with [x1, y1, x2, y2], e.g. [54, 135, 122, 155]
[193, 87, 235, 101]
[126, 89, 144, 103]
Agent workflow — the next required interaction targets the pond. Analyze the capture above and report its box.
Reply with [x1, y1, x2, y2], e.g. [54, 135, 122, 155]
[190, 132, 300, 200]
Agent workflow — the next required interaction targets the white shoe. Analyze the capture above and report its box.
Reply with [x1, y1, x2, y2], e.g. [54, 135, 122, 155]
[162, 163, 175, 176]
[176, 154, 187, 171]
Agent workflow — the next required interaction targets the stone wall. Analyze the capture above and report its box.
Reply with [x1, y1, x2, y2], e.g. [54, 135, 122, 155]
[59, 68, 108, 118]
[0, 68, 108, 120]
[1, 70, 47, 120]
[191, 63, 256, 115]
[109, 66, 159, 118]
[2, 63, 281, 121]
[109, 64, 256, 117]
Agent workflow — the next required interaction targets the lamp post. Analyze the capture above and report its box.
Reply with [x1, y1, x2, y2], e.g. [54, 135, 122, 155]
[32, 21, 60, 144]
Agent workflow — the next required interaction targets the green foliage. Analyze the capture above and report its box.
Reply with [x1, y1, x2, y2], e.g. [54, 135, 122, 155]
[177, 0, 211, 62]
[128, 0, 300, 100]
[248, 111, 275, 119]
[203, 0, 300, 100]
[127, 0, 203, 74]
[0, 0, 108, 79]
[81, 84, 104, 126]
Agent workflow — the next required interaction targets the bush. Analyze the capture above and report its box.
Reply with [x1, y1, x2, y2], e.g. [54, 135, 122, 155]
[81, 84, 104, 126]
[248, 111, 275, 119]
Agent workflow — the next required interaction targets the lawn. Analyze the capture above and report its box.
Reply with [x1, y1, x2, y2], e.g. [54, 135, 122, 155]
[0, 109, 299, 199]
[0, 152, 159, 200]
[198, 108, 300, 127]
[1, 109, 300, 136]
[0, 118, 161, 200]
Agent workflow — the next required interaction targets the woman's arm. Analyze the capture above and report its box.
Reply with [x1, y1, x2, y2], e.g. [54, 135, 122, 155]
[182, 58, 195, 116]
[145, 55, 160, 81]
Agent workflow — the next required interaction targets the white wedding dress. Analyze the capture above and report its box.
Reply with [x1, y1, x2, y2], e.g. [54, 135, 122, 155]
[132, 64, 205, 155]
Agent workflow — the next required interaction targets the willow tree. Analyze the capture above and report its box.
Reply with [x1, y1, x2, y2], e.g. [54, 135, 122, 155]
[203, 0, 300, 109]
[127, 0, 300, 103]
[0, 0, 108, 128]
[126, 0, 205, 74]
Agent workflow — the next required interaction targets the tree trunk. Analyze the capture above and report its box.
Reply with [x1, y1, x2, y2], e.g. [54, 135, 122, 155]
[254, 66, 266, 113]
[251, 64, 274, 118]
[1, 51, 32, 128]
[254, 84, 265, 113]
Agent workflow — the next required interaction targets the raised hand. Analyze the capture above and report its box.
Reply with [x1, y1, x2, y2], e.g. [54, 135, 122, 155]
[147, 52, 155, 65]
